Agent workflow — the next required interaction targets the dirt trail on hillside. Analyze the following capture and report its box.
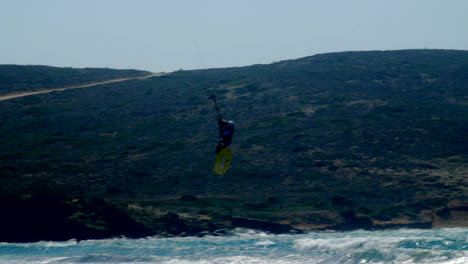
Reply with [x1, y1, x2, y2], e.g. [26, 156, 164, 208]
[0, 72, 168, 101]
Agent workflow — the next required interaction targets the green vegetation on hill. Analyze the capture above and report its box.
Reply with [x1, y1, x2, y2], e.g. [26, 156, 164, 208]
[0, 65, 150, 94]
[0, 50, 467, 240]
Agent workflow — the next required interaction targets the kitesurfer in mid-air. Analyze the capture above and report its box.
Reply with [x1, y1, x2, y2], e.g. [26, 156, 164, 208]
[209, 94, 235, 174]
[208, 94, 235, 154]
[216, 118, 235, 153]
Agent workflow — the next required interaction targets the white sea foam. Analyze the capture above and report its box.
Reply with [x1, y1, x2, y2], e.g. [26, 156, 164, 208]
[0, 228, 466, 264]
[254, 239, 276, 246]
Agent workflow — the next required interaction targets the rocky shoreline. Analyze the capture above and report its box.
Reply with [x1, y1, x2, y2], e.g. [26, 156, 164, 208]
[1, 193, 466, 243]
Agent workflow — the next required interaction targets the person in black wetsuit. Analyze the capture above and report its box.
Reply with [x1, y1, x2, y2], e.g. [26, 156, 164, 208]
[216, 118, 235, 154]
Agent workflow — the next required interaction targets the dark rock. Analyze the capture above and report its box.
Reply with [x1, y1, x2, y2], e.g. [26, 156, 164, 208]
[231, 217, 294, 234]
[72, 197, 154, 240]
[332, 210, 374, 231]
[0, 193, 154, 242]
[153, 212, 223, 237]
[212, 229, 228, 236]
[436, 207, 451, 219]
[197, 231, 211, 237]
[373, 221, 433, 230]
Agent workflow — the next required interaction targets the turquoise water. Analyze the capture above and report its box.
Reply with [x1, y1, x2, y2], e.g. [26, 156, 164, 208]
[0, 228, 466, 263]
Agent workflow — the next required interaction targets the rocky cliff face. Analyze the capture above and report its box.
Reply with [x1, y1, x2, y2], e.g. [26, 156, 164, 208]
[2, 191, 466, 242]
[0, 193, 153, 242]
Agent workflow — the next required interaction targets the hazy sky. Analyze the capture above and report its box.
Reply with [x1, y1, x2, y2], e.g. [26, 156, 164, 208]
[1, 0, 467, 72]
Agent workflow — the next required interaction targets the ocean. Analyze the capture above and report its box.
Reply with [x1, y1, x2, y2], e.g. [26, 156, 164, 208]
[0, 228, 466, 264]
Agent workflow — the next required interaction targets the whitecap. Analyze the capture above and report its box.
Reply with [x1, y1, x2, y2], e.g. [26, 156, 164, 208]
[255, 240, 276, 246]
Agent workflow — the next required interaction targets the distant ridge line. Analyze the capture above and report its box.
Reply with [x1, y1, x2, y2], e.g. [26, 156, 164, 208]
[0, 72, 168, 101]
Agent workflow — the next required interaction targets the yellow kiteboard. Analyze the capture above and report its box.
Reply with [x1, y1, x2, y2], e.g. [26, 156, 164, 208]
[213, 148, 232, 175]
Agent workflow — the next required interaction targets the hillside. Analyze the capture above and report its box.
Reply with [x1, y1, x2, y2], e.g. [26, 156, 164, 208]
[0, 65, 151, 94]
[0, 50, 467, 241]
